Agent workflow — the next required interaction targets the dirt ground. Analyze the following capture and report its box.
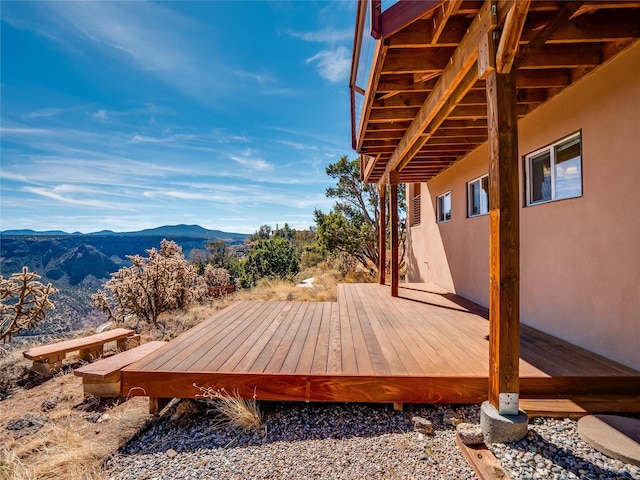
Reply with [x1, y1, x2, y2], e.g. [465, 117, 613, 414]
[0, 370, 152, 480]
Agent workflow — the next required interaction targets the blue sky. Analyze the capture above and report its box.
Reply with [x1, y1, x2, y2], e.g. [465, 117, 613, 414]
[1, 1, 356, 234]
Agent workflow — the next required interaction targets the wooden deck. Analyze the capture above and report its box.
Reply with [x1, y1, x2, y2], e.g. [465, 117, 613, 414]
[122, 284, 640, 406]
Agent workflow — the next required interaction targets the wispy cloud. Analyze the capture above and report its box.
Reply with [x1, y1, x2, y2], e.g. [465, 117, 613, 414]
[92, 109, 108, 120]
[278, 140, 318, 151]
[3, 2, 228, 100]
[23, 185, 135, 210]
[287, 28, 352, 43]
[25, 107, 79, 119]
[229, 150, 272, 171]
[306, 46, 351, 83]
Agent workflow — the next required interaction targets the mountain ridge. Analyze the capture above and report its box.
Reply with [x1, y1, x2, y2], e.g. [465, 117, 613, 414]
[1, 224, 248, 239]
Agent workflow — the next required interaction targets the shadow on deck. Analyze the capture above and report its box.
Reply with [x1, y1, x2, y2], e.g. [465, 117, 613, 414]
[122, 283, 640, 409]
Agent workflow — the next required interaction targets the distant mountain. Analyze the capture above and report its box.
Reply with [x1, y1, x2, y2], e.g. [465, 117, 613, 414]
[0, 224, 249, 284]
[1, 229, 70, 236]
[0, 224, 251, 338]
[2, 224, 248, 241]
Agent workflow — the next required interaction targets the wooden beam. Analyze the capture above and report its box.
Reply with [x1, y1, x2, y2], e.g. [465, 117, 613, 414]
[486, 67, 520, 414]
[431, 0, 464, 44]
[357, 41, 389, 153]
[380, 1, 445, 39]
[379, 183, 387, 285]
[457, 436, 513, 480]
[384, 0, 498, 179]
[397, 64, 482, 172]
[382, 47, 455, 74]
[515, 2, 584, 69]
[535, 9, 640, 44]
[388, 17, 471, 48]
[368, 107, 421, 122]
[496, 0, 530, 73]
[377, 74, 439, 93]
[389, 175, 399, 297]
[522, 43, 602, 69]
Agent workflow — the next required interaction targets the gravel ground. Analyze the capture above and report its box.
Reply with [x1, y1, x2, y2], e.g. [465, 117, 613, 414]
[489, 417, 640, 480]
[104, 402, 640, 480]
[104, 402, 478, 480]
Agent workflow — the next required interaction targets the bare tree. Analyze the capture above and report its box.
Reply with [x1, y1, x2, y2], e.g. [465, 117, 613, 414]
[92, 239, 198, 328]
[1, 267, 57, 343]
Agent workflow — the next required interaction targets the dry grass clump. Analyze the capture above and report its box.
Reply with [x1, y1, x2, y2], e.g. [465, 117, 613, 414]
[0, 447, 35, 480]
[0, 372, 150, 480]
[231, 265, 376, 303]
[144, 302, 224, 341]
[194, 384, 263, 432]
[7, 421, 103, 480]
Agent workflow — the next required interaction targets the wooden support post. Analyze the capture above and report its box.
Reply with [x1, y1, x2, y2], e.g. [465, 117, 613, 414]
[149, 397, 172, 416]
[389, 172, 400, 298]
[486, 67, 520, 415]
[379, 183, 387, 285]
[79, 345, 104, 361]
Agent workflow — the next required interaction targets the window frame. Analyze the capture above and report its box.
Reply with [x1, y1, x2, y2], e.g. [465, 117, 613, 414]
[436, 191, 451, 223]
[410, 183, 421, 227]
[467, 173, 489, 218]
[524, 131, 583, 207]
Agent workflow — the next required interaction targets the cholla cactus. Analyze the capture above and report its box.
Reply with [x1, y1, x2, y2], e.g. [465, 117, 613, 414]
[91, 239, 198, 328]
[0, 267, 58, 343]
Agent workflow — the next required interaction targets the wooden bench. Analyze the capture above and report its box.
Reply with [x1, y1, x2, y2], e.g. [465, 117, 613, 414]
[23, 328, 138, 375]
[74, 341, 167, 398]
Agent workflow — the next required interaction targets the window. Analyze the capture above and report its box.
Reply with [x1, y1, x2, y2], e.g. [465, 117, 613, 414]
[467, 174, 489, 217]
[525, 132, 582, 206]
[411, 183, 421, 226]
[436, 191, 451, 223]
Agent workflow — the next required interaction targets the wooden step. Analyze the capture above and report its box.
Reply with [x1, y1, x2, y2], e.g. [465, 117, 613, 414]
[521, 395, 640, 419]
[74, 341, 167, 397]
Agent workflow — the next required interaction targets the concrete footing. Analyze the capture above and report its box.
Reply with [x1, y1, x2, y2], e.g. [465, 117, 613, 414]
[480, 401, 528, 444]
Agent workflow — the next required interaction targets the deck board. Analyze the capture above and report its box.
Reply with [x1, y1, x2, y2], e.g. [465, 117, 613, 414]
[122, 283, 640, 404]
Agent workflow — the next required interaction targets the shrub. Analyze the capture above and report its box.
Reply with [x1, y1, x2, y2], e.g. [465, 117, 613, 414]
[244, 237, 299, 286]
[92, 239, 198, 328]
[1, 267, 57, 343]
[203, 266, 231, 287]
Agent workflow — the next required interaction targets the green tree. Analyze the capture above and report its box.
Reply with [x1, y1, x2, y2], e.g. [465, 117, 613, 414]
[314, 155, 405, 271]
[248, 224, 272, 242]
[244, 237, 299, 285]
[1, 267, 57, 343]
[273, 223, 295, 241]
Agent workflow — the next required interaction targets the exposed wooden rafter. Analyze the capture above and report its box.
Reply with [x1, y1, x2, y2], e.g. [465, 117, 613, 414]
[496, 0, 531, 73]
[515, 2, 584, 69]
[352, 0, 640, 184]
[431, 0, 464, 45]
[380, 0, 499, 185]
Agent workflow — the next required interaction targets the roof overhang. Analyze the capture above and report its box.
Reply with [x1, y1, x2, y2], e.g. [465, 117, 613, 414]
[351, 0, 640, 185]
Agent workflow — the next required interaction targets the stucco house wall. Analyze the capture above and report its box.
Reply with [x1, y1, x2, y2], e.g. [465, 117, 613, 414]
[405, 41, 640, 370]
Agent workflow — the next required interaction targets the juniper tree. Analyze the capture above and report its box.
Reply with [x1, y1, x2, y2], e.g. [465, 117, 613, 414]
[314, 155, 406, 271]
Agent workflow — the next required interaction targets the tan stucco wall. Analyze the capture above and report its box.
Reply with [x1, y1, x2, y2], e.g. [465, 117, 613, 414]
[406, 41, 640, 369]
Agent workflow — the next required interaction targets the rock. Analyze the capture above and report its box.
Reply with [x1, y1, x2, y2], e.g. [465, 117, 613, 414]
[412, 416, 434, 434]
[443, 412, 463, 427]
[170, 399, 198, 421]
[6, 414, 48, 439]
[457, 422, 485, 445]
[41, 398, 58, 412]
[85, 412, 102, 423]
[166, 448, 178, 459]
